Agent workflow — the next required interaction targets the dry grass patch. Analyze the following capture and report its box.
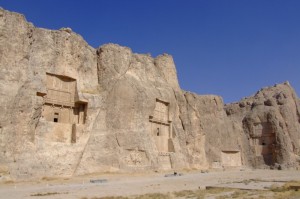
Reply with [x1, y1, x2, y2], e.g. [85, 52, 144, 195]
[135, 193, 172, 199]
[173, 189, 195, 197]
[80, 196, 130, 199]
[81, 182, 300, 199]
[206, 187, 234, 194]
[3, 180, 14, 184]
[233, 178, 263, 185]
[81, 194, 171, 199]
[229, 190, 248, 198]
[31, 192, 64, 196]
[41, 176, 62, 181]
[270, 181, 300, 199]
[91, 197, 129, 199]
[173, 187, 236, 199]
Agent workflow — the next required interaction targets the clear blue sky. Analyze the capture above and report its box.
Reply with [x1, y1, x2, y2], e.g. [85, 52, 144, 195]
[1, 0, 300, 103]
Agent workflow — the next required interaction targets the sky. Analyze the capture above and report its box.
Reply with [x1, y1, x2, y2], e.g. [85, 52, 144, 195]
[1, 0, 300, 103]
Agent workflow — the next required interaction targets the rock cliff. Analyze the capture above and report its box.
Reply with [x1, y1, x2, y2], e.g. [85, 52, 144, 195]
[0, 8, 299, 180]
[225, 82, 300, 169]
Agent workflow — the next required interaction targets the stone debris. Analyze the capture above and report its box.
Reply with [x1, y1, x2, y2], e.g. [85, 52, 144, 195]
[164, 172, 183, 177]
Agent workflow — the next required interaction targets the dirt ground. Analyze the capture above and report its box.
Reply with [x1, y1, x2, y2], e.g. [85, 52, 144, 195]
[0, 169, 300, 199]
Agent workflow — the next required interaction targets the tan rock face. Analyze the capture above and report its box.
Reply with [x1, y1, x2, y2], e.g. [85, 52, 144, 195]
[0, 8, 299, 180]
[225, 82, 300, 169]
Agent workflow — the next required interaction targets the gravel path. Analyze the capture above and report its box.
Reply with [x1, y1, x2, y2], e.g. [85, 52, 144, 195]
[0, 169, 300, 199]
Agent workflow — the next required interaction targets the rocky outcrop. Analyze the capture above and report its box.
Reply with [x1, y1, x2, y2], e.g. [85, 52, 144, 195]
[0, 8, 299, 180]
[225, 82, 300, 169]
[0, 8, 99, 179]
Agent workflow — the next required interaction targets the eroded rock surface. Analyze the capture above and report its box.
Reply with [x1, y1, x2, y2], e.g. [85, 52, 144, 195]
[225, 82, 300, 169]
[0, 8, 299, 180]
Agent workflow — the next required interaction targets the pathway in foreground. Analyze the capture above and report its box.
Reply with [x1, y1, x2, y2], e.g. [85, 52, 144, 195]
[0, 169, 300, 198]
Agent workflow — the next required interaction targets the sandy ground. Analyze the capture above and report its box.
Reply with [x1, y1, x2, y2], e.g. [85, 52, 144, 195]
[0, 169, 300, 199]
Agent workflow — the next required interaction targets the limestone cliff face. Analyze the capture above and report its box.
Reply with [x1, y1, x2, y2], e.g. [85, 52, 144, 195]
[225, 82, 300, 169]
[0, 8, 192, 179]
[0, 8, 98, 178]
[0, 8, 299, 180]
[74, 44, 188, 175]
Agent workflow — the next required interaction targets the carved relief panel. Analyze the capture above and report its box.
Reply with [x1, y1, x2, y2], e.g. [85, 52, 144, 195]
[40, 73, 87, 125]
[149, 99, 174, 153]
[252, 122, 275, 165]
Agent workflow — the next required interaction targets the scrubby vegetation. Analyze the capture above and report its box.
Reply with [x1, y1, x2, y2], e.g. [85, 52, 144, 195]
[81, 181, 300, 199]
[31, 192, 60, 196]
